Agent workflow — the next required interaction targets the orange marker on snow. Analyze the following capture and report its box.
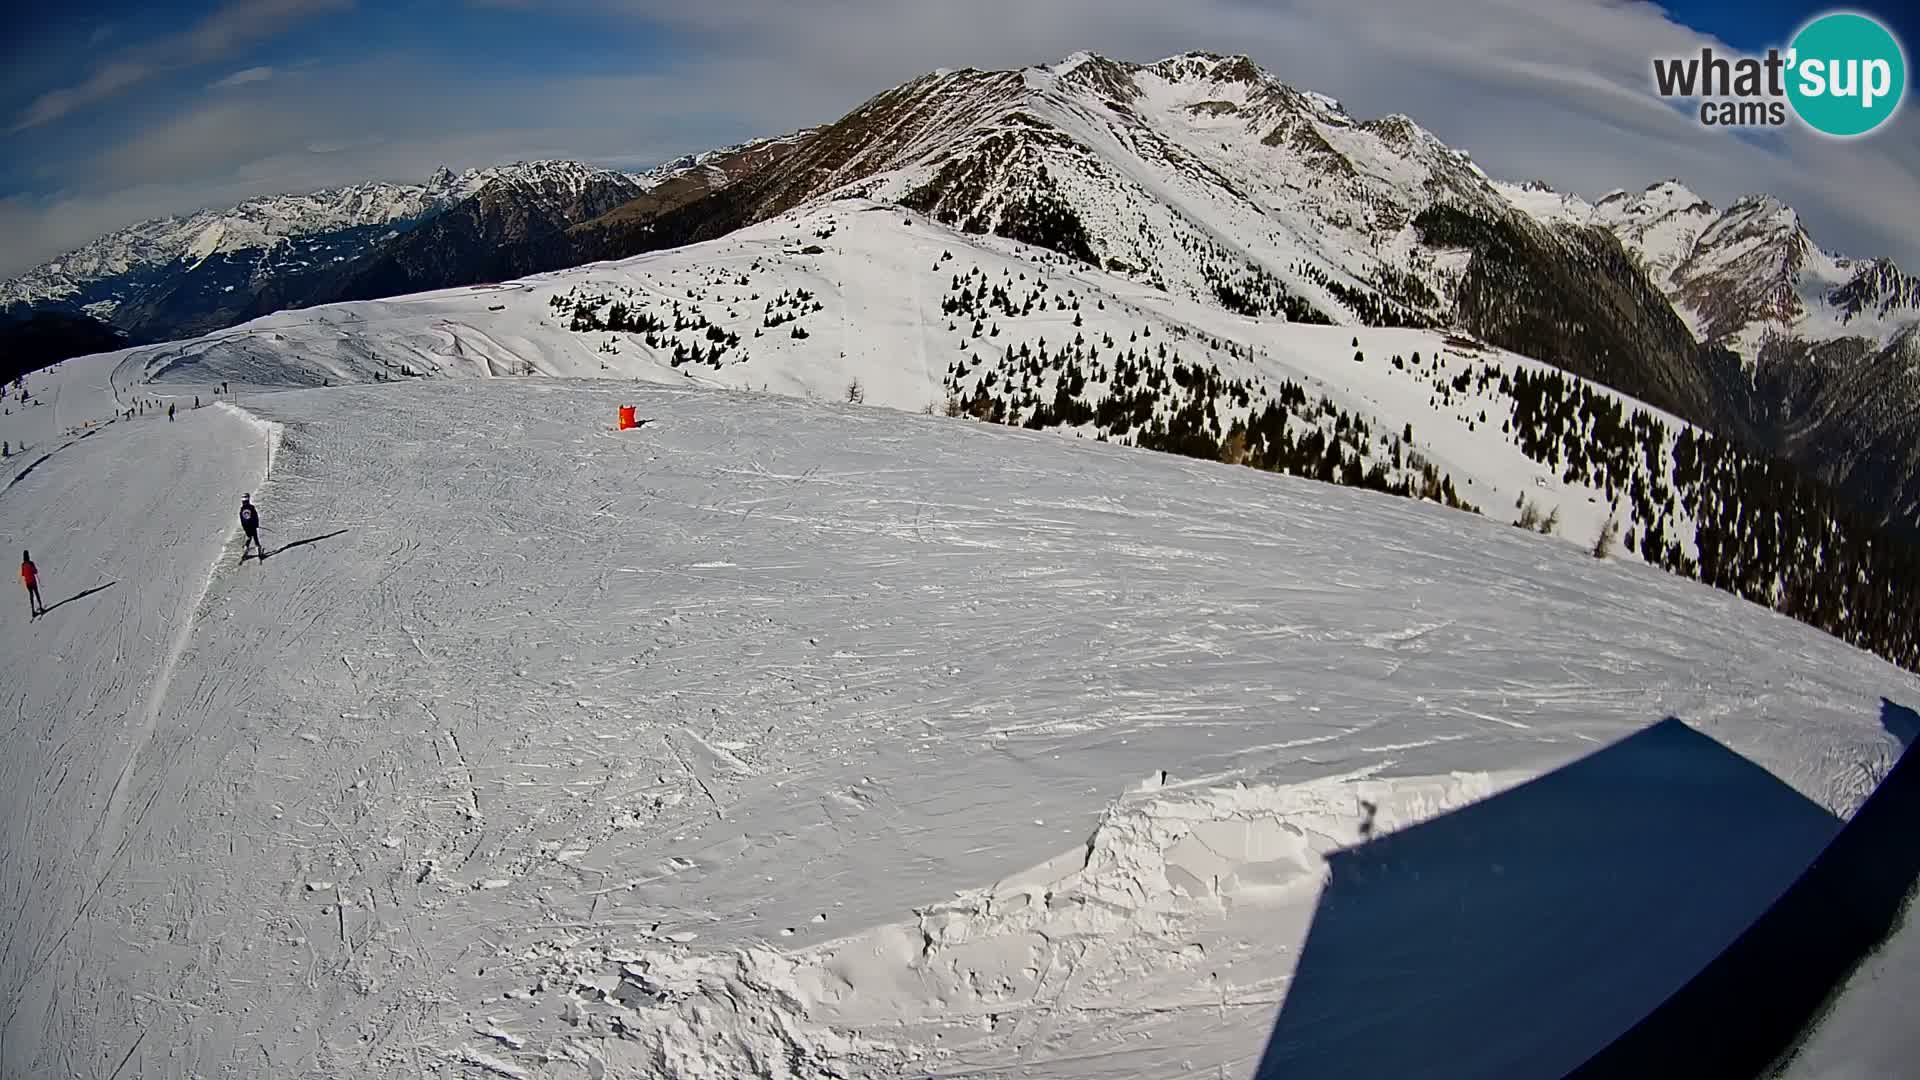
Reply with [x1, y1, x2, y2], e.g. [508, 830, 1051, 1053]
[617, 405, 637, 430]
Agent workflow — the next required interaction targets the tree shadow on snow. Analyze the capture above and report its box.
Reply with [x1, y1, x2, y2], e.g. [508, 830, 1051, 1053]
[38, 581, 115, 616]
[263, 529, 349, 560]
[1253, 717, 1845, 1080]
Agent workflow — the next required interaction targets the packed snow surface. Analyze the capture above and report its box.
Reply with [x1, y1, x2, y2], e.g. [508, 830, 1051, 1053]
[1, 363, 1914, 1078]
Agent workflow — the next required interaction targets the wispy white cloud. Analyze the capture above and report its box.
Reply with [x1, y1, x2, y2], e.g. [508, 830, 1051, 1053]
[209, 66, 276, 90]
[9, 0, 352, 132]
[10, 60, 158, 135]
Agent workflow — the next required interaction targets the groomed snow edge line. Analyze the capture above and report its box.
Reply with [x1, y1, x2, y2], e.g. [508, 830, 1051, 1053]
[505, 765, 1533, 1079]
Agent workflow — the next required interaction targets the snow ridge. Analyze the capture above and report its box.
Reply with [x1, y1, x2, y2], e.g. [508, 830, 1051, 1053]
[521, 766, 1520, 1078]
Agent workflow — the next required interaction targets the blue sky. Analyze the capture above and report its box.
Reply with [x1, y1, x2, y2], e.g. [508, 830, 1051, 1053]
[3, 0, 1917, 277]
[1664, 0, 1916, 53]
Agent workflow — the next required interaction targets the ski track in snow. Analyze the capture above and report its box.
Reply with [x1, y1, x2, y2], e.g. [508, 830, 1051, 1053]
[0, 369, 1915, 1078]
[0, 393, 264, 1077]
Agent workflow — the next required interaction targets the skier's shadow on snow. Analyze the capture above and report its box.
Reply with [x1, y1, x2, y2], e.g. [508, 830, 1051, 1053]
[39, 581, 115, 616]
[262, 529, 349, 560]
[1253, 717, 1847, 1080]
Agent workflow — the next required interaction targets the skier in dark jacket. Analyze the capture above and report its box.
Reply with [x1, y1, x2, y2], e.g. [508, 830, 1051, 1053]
[21, 551, 43, 617]
[240, 495, 264, 560]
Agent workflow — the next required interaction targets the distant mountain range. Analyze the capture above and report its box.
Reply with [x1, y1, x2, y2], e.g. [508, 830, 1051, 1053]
[4, 166, 479, 339]
[1501, 177, 1920, 530]
[0, 138, 812, 344]
[5, 51, 1917, 532]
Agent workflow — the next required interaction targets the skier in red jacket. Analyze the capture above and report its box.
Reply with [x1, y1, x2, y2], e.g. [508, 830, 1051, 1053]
[21, 551, 43, 618]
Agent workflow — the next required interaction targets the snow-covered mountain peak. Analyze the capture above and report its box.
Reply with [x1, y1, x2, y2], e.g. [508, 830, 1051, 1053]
[1831, 258, 1920, 323]
[1720, 197, 1831, 271]
[1644, 177, 1708, 207]
[791, 49, 1522, 328]
[1048, 49, 1100, 76]
[1715, 193, 1805, 238]
[1493, 179, 1597, 228]
[459, 158, 648, 200]
[1595, 180, 1715, 226]
[1135, 51, 1351, 121]
[1019, 50, 1347, 122]
[1584, 182, 1906, 354]
[1147, 51, 1271, 88]
[1581, 181, 1717, 285]
[1498, 166, 1916, 363]
[1688, 194, 1812, 272]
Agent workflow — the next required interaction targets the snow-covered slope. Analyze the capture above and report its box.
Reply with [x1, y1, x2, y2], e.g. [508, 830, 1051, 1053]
[1, 363, 1913, 1078]
[72, 200, 1719, 572]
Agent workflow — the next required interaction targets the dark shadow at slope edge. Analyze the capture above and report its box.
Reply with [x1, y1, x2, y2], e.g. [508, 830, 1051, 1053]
[1254, 717, 1842, 1080]
[1883, 698, 1918, 749]
[1571, 709, 1920, 1080]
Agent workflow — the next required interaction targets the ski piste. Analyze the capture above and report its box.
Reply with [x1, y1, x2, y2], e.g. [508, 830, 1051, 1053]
[1, 365, 1913, 1079]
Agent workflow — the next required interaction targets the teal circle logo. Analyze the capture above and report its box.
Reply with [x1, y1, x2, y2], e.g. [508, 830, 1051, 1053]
[1787, 12, 1906, 136]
